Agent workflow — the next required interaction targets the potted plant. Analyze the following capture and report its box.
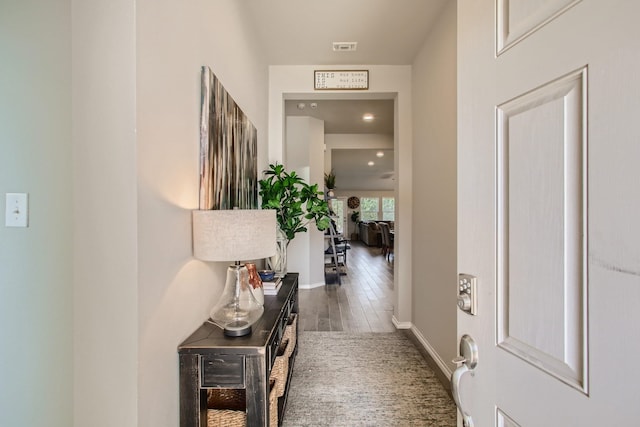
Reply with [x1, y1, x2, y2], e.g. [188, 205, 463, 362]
[259, 163, 331, 275]
[350, 211, 360, 240]
[324, 169, 337, 198]
[324, 169, 336, 190]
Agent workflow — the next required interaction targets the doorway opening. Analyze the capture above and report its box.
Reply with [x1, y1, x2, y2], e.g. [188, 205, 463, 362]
[282, 95, 400, 312]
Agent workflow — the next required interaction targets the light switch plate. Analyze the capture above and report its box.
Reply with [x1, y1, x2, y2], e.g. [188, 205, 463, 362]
[5, 193, 28, 227]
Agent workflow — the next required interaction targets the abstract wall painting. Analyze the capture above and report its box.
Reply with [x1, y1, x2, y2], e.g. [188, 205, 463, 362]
[199, 66, 258, 210]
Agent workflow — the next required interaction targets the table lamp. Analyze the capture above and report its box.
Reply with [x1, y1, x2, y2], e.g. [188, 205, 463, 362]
[192, 209, 277, 337]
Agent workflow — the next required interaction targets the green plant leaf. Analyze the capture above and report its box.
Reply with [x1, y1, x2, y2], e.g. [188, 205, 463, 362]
[258, 163, 331, 242]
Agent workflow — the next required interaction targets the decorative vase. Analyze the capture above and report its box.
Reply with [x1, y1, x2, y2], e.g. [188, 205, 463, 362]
[245, 262, 264, 306]
[267, 226, 288, 278]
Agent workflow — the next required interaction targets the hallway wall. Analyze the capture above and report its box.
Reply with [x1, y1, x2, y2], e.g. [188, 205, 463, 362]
[411, 0, 458, 376]
[72, 0, 138, 425]
[0, 1, 271, 426]
[135, 1, 268, 426]
[0, 1, 73, 425]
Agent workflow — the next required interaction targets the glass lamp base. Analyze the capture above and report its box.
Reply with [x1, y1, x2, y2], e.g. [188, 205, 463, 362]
[210, 264, 264, 338]
[223, 321, 252, 337]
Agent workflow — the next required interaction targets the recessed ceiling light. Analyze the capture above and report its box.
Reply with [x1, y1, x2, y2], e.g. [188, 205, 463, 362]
[363, 114, 374, 121]
[368, 161, 375, 166]
[310, 102, 318, 109]
[376, 151, 384, 158]
[297, 102, 305, 110]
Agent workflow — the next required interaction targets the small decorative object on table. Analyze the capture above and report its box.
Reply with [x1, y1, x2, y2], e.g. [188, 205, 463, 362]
[245, 263, 264, 306]
[259, 270, 281, 295]
[258, 269, 275, 282]
[262, 277, 283, 296]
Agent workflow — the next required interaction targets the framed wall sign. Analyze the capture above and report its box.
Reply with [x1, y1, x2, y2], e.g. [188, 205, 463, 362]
[314, 70, 369, 90]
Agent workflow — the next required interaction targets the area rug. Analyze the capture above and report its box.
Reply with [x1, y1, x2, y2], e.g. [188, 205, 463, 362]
[282, 332, 457, 427]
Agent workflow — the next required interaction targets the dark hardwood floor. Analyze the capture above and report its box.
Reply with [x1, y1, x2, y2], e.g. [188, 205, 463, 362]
[298, 240, 395, 332]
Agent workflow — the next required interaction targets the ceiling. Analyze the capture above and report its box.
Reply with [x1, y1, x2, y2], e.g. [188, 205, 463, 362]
[242, 0, 447, 190]
[284, 99, 393, 135]
[286, 99, 396, 191]
[242, 0, 448, 66]
[331, 148, 395, 189]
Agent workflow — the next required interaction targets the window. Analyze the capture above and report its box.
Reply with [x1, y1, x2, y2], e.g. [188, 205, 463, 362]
[382, 197, 395, 221]
[360, 197, 379, 221]
[359, 196, 395, 221]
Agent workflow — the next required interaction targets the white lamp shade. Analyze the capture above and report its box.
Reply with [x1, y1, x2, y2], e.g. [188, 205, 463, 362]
[192, 209, 277, 261]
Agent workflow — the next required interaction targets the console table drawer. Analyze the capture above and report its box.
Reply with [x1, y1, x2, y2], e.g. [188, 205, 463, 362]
[201, 354, 245, 388]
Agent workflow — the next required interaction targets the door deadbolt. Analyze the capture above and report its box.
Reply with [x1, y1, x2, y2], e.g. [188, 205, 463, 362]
[457, 274, 477, 315]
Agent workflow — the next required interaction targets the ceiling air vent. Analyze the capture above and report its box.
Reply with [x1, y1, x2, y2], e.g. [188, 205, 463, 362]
[332, 42, 358, 52]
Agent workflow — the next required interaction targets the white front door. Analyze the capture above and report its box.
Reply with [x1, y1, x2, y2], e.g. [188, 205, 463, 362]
[457, 1, 640, 425]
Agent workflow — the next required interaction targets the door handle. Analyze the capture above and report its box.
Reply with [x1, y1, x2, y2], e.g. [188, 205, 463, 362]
[451, 334, 478, 427]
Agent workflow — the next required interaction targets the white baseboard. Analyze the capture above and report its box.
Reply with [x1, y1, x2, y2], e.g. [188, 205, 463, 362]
[410, 325, 453, 378]
[391, 315, 412, 329]
[298, 281, 326, 290]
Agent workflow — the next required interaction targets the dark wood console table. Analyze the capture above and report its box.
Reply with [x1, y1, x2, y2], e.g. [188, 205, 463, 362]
[179, 273, 299, 427]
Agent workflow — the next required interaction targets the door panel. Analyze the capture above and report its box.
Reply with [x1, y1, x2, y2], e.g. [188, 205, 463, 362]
[496, 0, 581, 54]
[496, 408, 520, 427]
[458, 0, 640, 425]
[496, 68, 587, 391]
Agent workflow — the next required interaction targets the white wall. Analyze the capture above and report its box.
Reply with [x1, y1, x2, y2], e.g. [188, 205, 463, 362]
[0, 1, 73, 425]
[135, 1, 268, 426]
[50, 1, 268, 426]
[411, 0, 458, 376]
[334, 190, 395, 198]
[72, 0, 138, 425]
[286, 117, 326, 287]
[269, 65, 413, 326]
